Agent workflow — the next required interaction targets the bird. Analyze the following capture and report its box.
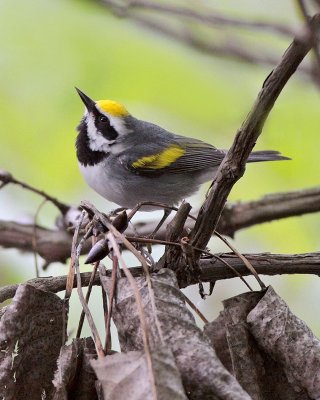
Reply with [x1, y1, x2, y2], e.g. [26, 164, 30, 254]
[75, 88, 289, 217]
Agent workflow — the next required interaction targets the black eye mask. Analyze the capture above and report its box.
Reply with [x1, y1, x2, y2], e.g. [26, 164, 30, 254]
[76, 117, 106, 166]
[95, 113, 118, 141]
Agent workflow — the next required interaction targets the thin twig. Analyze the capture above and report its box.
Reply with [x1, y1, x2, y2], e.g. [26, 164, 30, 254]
[127, 0, 295, 37]
[61, 298, 68, 346]
[127, 235, 253, 290]
[64, 210, 86, 344]
[74, 227, 105, 358]
[121, 237, 165, 346]
[65, 217, 92, 299]
[76, 265, 100, 338]
[107, 232, 158, 400]
[297, 0, 320, 80]
[99, 263, 111, 351]
[102, 256, 118, 352]
[214, 232, 265, 289]
[32, 199, 47, 278]
[181, 292, 208, 324]
[297, 0, 309, 16]
[76, 235, 100, 338]
[99, 0, 314, 80]
[201, 250, 253, 292]
[0, 170, 69, 214]
[126, 201, 180, 221]
[82, 200, 165, 346]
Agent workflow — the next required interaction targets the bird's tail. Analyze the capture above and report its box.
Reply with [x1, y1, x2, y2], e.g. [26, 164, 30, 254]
[247, 150, 290, 163]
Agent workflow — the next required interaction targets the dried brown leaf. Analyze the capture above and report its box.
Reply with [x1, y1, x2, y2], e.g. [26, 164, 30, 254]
[205, 291, 311, 399]
[207, 291, 310, 400]
[222, 291, 265, 396]
[0, 306, 7, 321]
[203, 310, 233, 372]
[103, 268, 250, 400]
[91, 347, 187, 400]
[0, 284, 67, 400]
[52, 337, 97, 400]
[95, 381, 104, 400]
[247, 286, 320, 399]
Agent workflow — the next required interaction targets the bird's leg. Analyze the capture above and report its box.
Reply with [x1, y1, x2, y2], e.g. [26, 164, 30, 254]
[148, 209, 172, 238]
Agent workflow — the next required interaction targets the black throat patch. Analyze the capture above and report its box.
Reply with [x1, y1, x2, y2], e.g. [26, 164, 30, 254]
[76, 118, 106, 166]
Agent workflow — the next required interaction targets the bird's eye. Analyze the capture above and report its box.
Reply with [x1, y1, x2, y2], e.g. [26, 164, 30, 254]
[99, 115, 108, 123]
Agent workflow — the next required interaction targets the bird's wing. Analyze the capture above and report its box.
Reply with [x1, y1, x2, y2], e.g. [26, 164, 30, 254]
[126, 137, 226, 176]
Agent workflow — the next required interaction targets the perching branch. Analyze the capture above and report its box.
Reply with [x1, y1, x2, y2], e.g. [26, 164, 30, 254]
[0, 251, 319, 303]
[1, 186, 319, 262]
[131, 186, 320, 239]
[189, 16, 318, 252]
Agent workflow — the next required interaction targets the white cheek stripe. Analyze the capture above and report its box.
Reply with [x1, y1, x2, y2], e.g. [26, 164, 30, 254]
[109, 115, 131, 134]
[86, 115, 112, 153]
[84, 110, 132, 154]
[95, 105, 132, 135]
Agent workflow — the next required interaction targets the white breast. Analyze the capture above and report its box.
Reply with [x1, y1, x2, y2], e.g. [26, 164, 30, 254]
[79, 162, 124, 206]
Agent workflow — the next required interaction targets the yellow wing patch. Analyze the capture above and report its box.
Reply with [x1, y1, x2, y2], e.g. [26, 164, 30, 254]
[132, 145, 186, 170]
[96, 100, 129, 117]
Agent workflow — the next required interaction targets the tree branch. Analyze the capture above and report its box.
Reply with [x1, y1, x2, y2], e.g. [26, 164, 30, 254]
[0, 170, 69, 215]
[99, 0, 315, 80]
[218, 186, 320, 237]
[132, 186, 320, 238]
[189, 16, 318, 252]
[297, 0, 320, 83]
[1, 186, 319, 262]
[0, 221, 90, 263]
[0, 251, 319, 303]
[127, 0, 295, 37]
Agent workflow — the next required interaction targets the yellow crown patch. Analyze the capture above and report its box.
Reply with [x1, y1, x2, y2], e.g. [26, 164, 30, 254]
[96, 100, 129, 117]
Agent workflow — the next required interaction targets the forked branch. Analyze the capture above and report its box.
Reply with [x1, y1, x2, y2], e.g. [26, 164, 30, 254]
[190, 16, 319, 251]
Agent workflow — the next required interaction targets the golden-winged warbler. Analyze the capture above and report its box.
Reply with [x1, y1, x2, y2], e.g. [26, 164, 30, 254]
[75, 88, 288, 210]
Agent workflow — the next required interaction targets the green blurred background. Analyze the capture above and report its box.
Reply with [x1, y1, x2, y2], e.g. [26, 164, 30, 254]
[0, 0, 319, 340]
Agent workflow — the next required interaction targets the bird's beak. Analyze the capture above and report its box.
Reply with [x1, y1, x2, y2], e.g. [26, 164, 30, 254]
[75, 87, 96, 112]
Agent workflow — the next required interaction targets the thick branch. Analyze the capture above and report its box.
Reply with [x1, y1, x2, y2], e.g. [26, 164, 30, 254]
[190, 17, 317, 251]
[0, 221, 89, 263]
[132, 186, 320, 238]
[1, 186, 319, 262]
[0, 252, 319, 303]
[198, 252, 320, 285]
[218, 186, 320, 237]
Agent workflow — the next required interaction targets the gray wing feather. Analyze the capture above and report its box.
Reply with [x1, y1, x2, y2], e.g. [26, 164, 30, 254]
[125, 133, 226, 176]
[122, 118, 288, 176]
[166, 136, 226, 173]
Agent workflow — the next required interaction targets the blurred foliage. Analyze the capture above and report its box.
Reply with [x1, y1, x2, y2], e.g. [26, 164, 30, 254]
[0, 0, 319, 335]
